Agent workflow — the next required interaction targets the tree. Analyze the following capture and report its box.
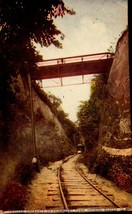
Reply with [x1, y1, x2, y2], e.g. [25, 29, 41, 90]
[0, 0, 75, 77]
[77, 74, 107, 149]
[48, 94, 62, 111]
[0, 1, 75, 104]
[47, 92, 78, 145]
[0, 0, 75, 149]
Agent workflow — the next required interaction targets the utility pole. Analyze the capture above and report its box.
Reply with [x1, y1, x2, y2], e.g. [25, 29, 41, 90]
[28, 73, 37, 157]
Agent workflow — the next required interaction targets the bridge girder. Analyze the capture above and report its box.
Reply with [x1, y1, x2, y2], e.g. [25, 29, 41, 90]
[31, 52, 114, 80]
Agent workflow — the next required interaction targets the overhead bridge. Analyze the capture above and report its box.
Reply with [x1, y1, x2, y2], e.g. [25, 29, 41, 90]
[31, 52, 114, 80]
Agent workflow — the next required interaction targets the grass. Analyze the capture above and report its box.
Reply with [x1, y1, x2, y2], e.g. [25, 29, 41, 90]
[0, 159, 38, 210]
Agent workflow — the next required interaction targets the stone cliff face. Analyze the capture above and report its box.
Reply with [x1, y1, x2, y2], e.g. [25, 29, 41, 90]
[84, 29, 132, 192]
[9, 74, 74, 161]
[0, 73, 74, 191]
[99, 29, 131, 150]
[95, 29, 132, 192]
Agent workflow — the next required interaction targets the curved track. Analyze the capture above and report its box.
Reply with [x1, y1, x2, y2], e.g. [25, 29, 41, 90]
[3, 155, 131, 213]
[58, 154, 121, 209]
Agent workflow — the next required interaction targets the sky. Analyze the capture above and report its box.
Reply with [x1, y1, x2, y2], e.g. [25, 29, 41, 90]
[36, 0, 128, 122]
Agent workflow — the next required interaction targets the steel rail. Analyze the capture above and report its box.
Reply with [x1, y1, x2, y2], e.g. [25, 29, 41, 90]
[37, 52, 114, 67]
[57, 166, 69, 209]
[57, 155, 75, 210]
[75, 156, 122, 208]
[2, 155, 132, 213]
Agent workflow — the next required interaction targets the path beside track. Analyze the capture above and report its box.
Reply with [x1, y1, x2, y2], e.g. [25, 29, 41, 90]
[25, 155, 132, 210]
[25, 160, 64, 210]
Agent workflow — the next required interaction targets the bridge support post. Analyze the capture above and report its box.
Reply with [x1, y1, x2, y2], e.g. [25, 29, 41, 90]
[81, 57, 85, 84]
[82, 75, 84, 84]
[60, 77, 63, 86]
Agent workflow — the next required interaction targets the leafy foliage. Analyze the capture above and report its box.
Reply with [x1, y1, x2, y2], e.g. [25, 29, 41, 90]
[0, 0, 75, 49]
[48, 92, 78, 145]
[13, 162, 36, 186]
[95, 150, 132, 192]
[48, 93, 63, 113]
[0, 0, 75, 105]
[32, 82, 78, 145]
[0, 181, 27, 210]
[77, 74, 108, 149]
[0, 0, 75, 150]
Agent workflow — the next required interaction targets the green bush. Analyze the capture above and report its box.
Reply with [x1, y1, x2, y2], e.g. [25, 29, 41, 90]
[84, 148, 98, 172]
[84, 148, 132, 193]
[0, 181, 27, 210]
[14, 162, 36, 186]
[108, 160, 132, 192]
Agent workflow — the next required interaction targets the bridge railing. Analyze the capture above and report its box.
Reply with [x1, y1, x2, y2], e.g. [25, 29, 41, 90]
[37, 52, 114, 67]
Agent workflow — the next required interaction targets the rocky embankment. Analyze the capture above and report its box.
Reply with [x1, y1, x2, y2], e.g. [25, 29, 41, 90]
[99, 29, 131, 149]
[84, 28, 132, 192]
[0, 73, 74, 193]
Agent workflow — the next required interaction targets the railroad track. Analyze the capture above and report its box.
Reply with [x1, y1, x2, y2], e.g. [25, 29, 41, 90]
[58, 154, 122, 210]
[3, 154, 131, 213]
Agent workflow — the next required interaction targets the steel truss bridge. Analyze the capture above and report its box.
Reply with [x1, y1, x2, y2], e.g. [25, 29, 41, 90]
[28, 52, 114, 157]
[31, 52, 114, 80]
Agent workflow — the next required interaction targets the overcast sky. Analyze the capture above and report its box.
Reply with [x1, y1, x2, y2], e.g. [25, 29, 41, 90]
[36, 0, 128, 122]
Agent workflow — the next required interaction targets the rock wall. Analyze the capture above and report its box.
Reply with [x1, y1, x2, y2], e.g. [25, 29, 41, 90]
[10, 73, 74, 160]
[99, 29, 131, 150]
[0, 73, 74, 192]
[94, 29, 132, 192]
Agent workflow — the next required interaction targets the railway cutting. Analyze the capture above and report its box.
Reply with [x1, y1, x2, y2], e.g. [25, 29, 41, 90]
[58, 155, 122, 209]
[25, 155, 132, 211]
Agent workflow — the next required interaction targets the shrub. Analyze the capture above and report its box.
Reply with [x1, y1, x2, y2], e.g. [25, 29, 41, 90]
[95, 155, 112, 177]
[35, 107, 44, 122]
[0, 181, 27, 210]
[14, 162, 36, 186]
[116, 172, 132, 192]
[84, 148, 98, 172]
[84, 146, 132, 192]
[108, 162, 132, 193]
